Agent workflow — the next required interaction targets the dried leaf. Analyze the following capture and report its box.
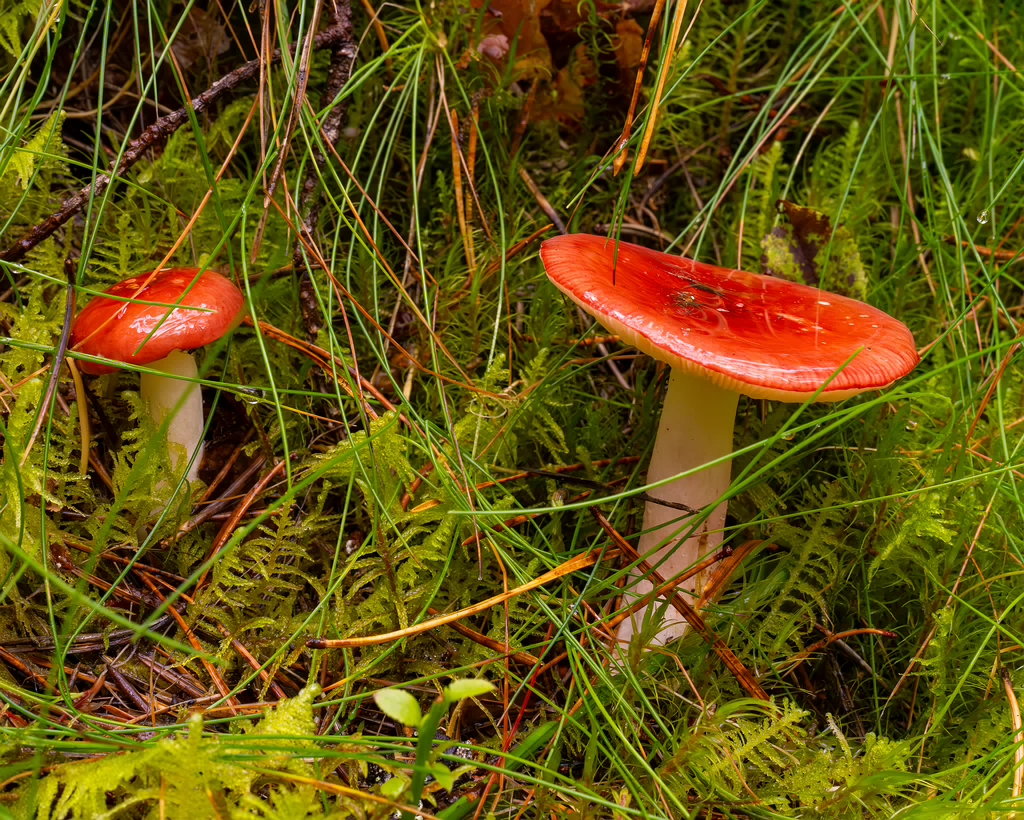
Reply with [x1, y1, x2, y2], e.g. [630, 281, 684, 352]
[171, 7, 231, 70]
[533, 43, 597, 123]
[760, 200, 867, 300]
[613, 19, 645, 73]
[472, 0, 552, 79]
[544, 0, 617, 32]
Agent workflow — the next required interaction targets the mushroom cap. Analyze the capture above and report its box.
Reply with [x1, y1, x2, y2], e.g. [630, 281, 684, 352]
[71, 268, 244, 376]
[541, 234, 918, 402]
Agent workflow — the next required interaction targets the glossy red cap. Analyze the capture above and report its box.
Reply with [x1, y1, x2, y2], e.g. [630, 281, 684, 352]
[70, 268, 244, 376]
[541, 234, 918, 402]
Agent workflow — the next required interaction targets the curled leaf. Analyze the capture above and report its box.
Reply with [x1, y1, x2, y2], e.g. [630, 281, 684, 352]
[760, 200, 867, 300]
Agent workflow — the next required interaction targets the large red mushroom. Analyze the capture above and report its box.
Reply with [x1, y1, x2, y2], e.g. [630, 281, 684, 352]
[70, 268, 244, 483]
[541, 234, 918, 647]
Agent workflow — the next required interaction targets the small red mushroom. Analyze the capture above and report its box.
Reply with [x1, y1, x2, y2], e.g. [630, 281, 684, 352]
[541, 234, 919, 648]
[70, 268, 244, 483]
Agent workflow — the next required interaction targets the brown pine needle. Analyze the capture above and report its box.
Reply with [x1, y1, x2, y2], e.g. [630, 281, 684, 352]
[427, 607, 539, 665]
[307, 548, 613, 649]
[635, 0, 691, 173]
[138, 574, 239, 712]
[197, 460, 289, 590]
[450, 222, 555, 305]
[259, 771, 446, 820]
[612, 0, 667, 175]
[947, 237, 1023, 262]
[67, 359, 91, 476]
[358, 0, 391, 73]
[484, 223, 555, 277]
[1004, 667, 1024, 806]
[781, 628, 898, 675]
[450, 109, 476, 276]
[518, 167, 565, 233]
[695, 539, 764, 610]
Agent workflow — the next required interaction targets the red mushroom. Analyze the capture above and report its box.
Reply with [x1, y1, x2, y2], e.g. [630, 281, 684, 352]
[70, 268, 244, 483]
[541, 234, 918, 647]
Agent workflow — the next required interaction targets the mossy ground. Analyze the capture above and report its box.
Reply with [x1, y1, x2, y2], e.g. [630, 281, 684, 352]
[0, 0, 1022, 817]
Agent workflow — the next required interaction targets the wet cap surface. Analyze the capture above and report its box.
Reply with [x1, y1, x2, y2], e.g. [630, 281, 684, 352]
[71, 268, 244, 375]
[541, 234, 919, 402]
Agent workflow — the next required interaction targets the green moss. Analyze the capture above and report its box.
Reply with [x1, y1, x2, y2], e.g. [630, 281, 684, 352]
[0, 0, 1022, 815]
[17, 690, 324, 820]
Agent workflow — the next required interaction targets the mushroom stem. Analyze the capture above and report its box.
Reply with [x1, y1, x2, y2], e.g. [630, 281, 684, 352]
[618, 368, 739, 648]
[139, 350, 205, 483]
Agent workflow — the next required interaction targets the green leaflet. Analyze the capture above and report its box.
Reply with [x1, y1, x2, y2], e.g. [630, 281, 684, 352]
[0, 111, 66, 191]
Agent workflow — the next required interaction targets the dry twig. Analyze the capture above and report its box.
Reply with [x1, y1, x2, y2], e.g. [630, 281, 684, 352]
[0, 24, 353, 265]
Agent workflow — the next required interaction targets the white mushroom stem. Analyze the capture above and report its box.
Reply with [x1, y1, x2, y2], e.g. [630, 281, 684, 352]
[617, 368, 740, 648]
[139, 350, 205, 483]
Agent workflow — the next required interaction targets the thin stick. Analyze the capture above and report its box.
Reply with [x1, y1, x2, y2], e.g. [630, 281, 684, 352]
[517, 167, 565, 234]
[0, 24, 353, 265]
[306, 548, 613, 649]
[1005, 666, 1024, 808]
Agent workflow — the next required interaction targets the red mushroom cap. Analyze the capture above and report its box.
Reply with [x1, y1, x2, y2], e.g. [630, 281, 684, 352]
[70, 268, 244, 376]
[541, 234, 918, 402]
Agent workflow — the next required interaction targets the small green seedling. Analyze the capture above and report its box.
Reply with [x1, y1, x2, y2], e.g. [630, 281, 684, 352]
[373, 678, 496, 817]
[435, 721, 558, 820]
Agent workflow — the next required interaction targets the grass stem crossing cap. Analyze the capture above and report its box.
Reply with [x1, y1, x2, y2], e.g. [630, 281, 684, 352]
[540, 234, 919, 402]
[70, 268, 244, 375]
[70, 268, 245, 485]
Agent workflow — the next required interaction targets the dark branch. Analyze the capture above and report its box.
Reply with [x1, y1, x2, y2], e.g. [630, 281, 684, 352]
[295, 6, 358, 338]
[0, 23, 354, 266]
